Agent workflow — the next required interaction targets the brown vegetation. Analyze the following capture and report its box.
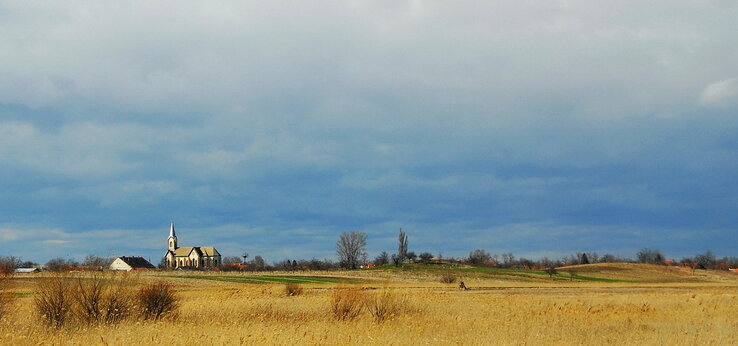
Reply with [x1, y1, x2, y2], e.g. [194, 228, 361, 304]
[330, 287, 365, 321]
[440, 273, 457, 283]
[367, 289, 409, 323]
[284, 283, 304, 296]
[136, 281, 179, 320]
[0, 277, 12, 321]
[1, 266, 737, 344]
[34, 275, 73, 328]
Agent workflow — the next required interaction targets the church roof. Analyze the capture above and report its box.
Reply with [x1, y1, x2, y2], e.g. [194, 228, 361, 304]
[171, 246, 220, 257]
[173, 247, 196, 257]
[199, 246, 220, 257]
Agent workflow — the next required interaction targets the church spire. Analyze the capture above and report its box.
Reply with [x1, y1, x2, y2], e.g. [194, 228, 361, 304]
[167, 222, 178, 251]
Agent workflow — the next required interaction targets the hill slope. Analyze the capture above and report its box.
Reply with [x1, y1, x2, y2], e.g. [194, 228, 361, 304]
[557, 263, 738, 283]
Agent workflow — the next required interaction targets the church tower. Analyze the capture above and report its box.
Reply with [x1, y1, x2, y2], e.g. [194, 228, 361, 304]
[167, 222, 178, 251]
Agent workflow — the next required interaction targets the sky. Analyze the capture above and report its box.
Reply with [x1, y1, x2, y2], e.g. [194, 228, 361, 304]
[1, 1, 737, 264]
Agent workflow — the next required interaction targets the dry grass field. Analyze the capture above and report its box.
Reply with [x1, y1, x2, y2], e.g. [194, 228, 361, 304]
[1, 264, 738, 345]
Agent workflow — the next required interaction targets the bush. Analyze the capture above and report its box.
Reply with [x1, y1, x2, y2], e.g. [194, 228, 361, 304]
[74, 273, 134, 325]
[102, 282, 134, 324]
[330, 288, 364, 321]
[440, 273, 457, 283]
[284, 283, 303, 296]
[74, 275, 106, 324]
[367, 289, 409, 323]
[137, 281, 179, 320]
[35, 275, 73, 328]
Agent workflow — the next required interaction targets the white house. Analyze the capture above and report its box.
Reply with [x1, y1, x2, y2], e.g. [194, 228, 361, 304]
[110, 256, 156, 271]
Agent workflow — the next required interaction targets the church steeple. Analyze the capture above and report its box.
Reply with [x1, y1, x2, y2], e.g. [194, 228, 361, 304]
[167, 222, 178, 251]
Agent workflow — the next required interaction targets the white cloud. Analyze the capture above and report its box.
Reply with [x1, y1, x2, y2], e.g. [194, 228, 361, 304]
[700, 77, 738, 106]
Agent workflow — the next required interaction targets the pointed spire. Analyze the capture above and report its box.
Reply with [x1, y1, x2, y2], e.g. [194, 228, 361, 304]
[169, 222, 176, 238]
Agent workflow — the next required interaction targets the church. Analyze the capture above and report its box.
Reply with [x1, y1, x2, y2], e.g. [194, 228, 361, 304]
[164, 223, 222, 269]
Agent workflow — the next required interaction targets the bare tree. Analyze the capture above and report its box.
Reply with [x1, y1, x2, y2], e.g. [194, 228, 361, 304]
[0, 256, 21, 276]
[251, 256, 266, 271]
[501, 253, 515, 268]
[82, 255, 110, 270]
[579, 253, 589, 265]
[336, 231, 367, 270]
[373, 252, 390, 266]
[222, 256, 242, 264]
[396, 229, 408, 266]
[468, 249, 491, 265]
[636, 248, 665, 264]
[695, 251, 716, 269]
[418, 252, 434, 263]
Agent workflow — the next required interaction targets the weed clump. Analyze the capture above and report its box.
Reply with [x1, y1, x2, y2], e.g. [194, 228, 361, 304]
[367, 289, 409, 323]
[440, 273, 457, 284]
[330, 288, 364, 321]
[35, 275, 73, 328]
[74, 274, 135, 325]
[285, 283, 304, 296]
[36, 273, 137, 328]
[137, 281, 179, 320]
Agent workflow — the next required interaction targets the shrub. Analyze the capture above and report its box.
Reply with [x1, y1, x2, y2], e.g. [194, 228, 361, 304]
[440, 273, 457, 283]
[74, 274, 106, 324]
[330, 288, 364, 321]
[35, 275, 73, 328]
[367, 289, 409, 323]
[285, 283, 303, 296]
[102, 282, 134, 324]
[74, 274, 133, 325]
[137, 281, 179, 320]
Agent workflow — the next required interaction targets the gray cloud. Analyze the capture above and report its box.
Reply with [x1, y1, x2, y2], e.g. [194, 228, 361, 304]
[1, 1, 737, 263]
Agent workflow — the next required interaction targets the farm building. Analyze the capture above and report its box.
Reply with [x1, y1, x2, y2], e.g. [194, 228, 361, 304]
[110, 256, 156, 271]
[14, 267, 40, 273]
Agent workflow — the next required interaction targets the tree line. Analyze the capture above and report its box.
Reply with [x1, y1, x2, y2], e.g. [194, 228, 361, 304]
[2, 235, 736, 273]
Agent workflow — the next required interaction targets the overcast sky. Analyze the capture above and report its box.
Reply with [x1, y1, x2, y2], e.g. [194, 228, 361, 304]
[1, 1, 737, 264]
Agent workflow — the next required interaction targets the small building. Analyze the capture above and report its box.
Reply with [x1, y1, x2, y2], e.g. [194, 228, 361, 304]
[14, 267, 40, 273]
[110, 256, 156, 271]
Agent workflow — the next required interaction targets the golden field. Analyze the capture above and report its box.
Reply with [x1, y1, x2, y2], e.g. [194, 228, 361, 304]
[1, 263, 738, 345]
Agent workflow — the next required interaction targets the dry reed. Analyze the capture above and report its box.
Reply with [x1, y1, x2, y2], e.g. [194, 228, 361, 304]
[136, 281, 179, 320]
[284, 283, 304, 296]
[367, 289, 409, 323]
[34, 275, 73, 328]
[330, 287, 365, 321]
